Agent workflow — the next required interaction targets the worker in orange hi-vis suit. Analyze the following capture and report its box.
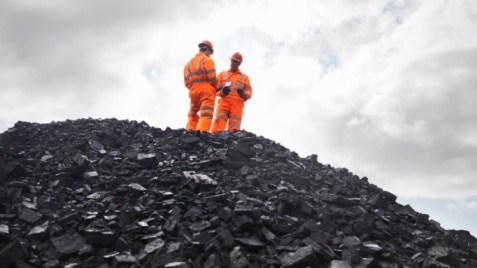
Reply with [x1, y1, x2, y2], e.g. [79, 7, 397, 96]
[211, 52, 252, 133]
[183, 40, 217, 132]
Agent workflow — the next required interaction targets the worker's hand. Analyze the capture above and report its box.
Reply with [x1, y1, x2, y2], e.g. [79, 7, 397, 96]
[217, 83, 224, 92]
[237, 88, 247, 99]
[221, 87, 231, 96]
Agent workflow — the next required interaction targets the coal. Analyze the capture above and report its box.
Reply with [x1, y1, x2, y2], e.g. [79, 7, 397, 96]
[0, 118, 477, 268]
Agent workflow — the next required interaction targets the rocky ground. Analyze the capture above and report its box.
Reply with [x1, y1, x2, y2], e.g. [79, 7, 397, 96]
[0, 118, 476, 268]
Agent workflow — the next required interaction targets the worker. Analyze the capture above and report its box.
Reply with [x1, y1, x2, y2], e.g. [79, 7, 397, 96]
[183, 40, 217, 132]
[211, 52, 252, 133]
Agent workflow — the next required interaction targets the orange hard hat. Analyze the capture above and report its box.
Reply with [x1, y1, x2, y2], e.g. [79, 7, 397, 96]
[230, 52, 243, 63]
[198, 40, 214, 54]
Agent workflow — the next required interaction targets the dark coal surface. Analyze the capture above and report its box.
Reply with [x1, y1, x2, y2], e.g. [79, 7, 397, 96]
[1, 118, 477, 268]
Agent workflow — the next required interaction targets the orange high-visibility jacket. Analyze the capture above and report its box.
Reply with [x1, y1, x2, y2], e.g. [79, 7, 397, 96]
[184, 52, 217, 90]
[216, 69, 252, 101]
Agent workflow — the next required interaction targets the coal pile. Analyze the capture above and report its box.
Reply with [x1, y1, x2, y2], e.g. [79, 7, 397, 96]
[1, 118, 477, 268]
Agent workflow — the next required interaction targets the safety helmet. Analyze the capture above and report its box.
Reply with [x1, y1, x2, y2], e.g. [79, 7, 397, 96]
[198, 40, 214, 54]
[230, 52, 243, 63]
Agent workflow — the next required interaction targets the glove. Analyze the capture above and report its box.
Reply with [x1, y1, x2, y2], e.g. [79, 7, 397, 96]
[237, 88, 247, 99]
[221, 87, 231, 96]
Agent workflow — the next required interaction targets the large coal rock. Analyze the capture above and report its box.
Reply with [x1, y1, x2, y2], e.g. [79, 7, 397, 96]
[0, 118, 476, 268]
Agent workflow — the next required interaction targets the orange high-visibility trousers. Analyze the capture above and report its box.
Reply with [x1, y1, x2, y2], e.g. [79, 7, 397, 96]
[186, 83, 215, 132]
[211, 96, 244, 132]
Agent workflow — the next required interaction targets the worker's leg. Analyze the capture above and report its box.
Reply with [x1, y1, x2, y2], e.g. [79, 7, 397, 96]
[196, 87, 216, 132]
[186, 89, 201, 131]
[227, 101, 244, 131]
[211, 98, 231, 133]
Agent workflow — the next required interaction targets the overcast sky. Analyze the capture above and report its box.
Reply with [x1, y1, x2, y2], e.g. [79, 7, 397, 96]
[1, 0, 476, 236]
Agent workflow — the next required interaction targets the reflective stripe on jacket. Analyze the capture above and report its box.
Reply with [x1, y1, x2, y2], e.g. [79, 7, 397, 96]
[184, 52, 217, 89]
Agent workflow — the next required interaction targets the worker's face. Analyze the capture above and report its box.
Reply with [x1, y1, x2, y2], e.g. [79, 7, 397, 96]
[230, 60, 241, 71]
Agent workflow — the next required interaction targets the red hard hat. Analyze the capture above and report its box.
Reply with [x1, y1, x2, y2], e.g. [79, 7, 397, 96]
[230, 52, 243, 63]
[198, 40, 214, 54]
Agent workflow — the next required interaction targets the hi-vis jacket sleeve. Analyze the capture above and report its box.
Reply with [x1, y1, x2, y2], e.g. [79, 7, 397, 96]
[215, 71, 225, 93]
[242, 74, 252, 100]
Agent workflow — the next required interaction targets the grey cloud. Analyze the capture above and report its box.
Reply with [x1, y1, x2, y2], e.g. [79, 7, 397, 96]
[296, 43, 477, 198]
[0, 1, 213, 93]
[399, 47, 477, 143]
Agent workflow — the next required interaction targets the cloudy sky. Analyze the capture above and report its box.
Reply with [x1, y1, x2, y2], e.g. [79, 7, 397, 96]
[1, 0, 476, 236]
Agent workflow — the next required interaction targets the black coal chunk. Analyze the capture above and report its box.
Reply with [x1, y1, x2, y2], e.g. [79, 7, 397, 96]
[0, 118, 476, 268]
